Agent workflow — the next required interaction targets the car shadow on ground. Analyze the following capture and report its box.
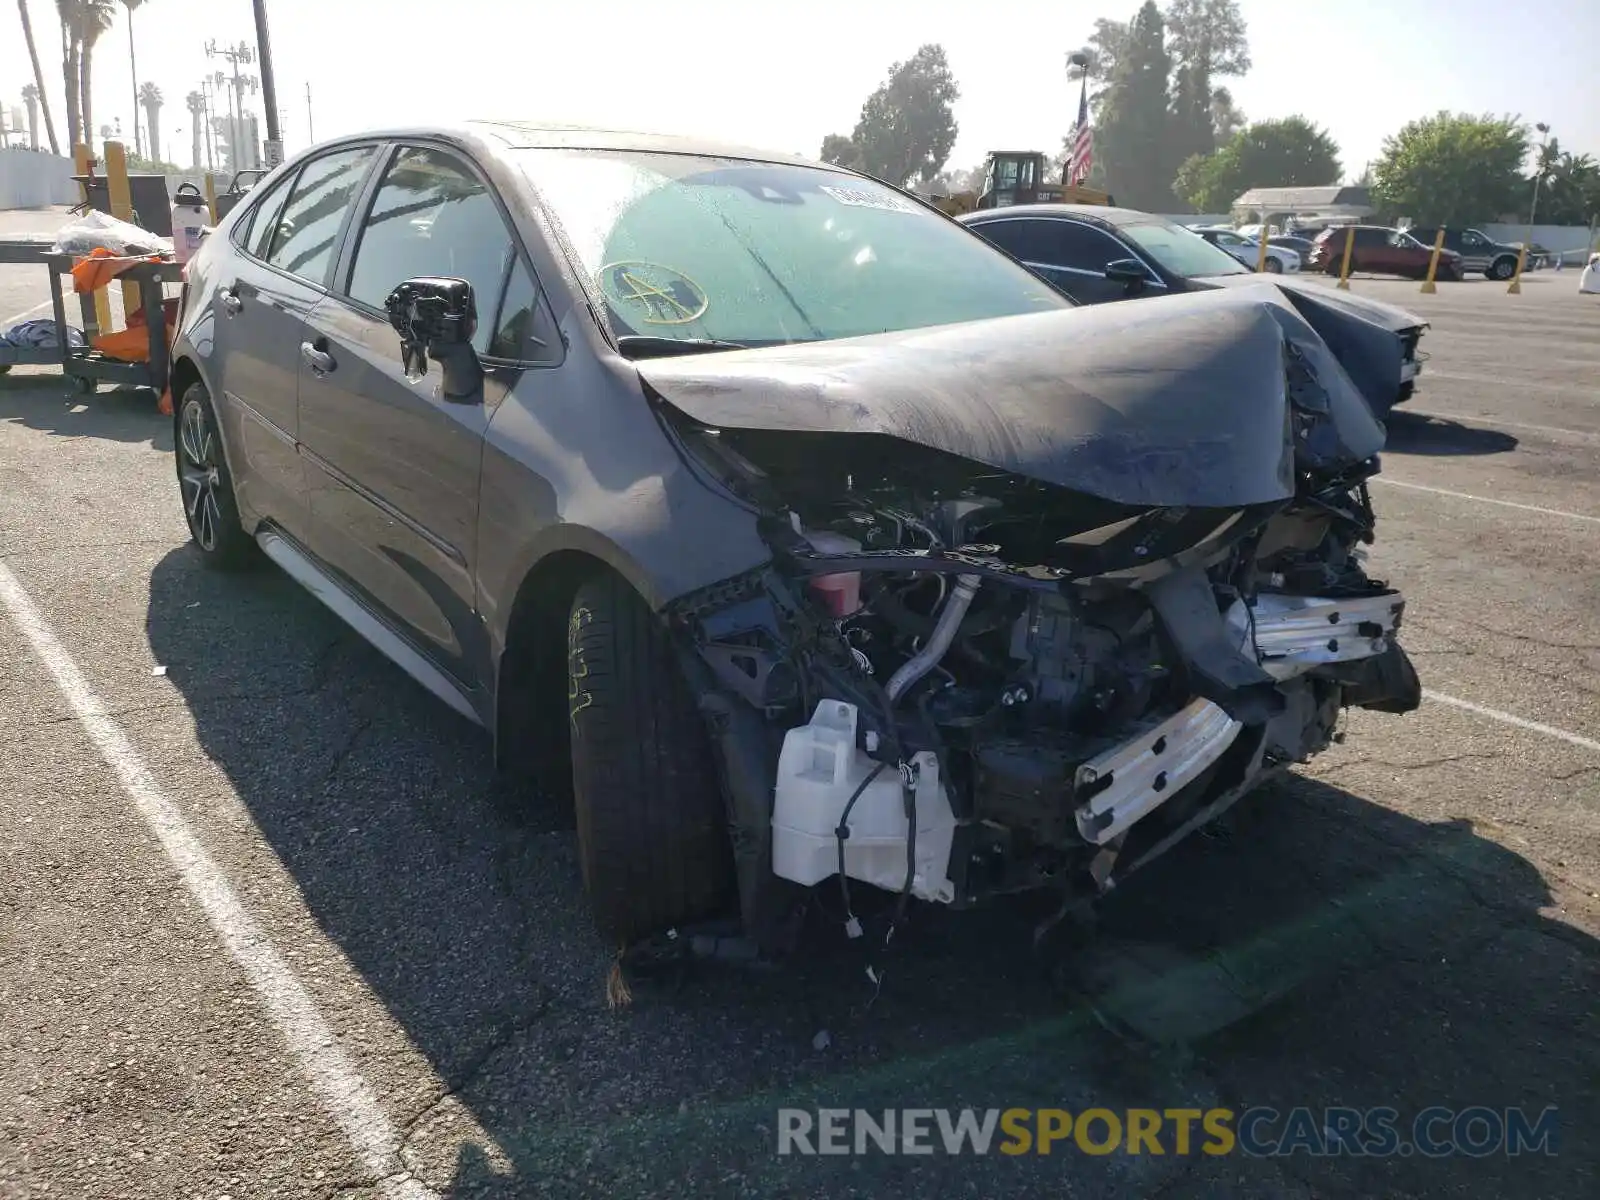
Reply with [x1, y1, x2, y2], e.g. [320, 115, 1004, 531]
[144, 548, 1597, 1200]
[0, 375, 169, 448]
[1384, 411, 1519, 457]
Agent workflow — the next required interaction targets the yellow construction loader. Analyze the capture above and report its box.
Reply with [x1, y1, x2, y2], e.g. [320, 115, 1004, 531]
[931, 150, 1113, 217]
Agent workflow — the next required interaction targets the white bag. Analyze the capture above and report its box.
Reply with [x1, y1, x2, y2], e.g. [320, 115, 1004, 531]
[50, 209, 173, 258]
[1579, 254, 1600, 295]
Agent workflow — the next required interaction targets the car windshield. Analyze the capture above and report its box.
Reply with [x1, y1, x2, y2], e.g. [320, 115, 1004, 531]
[513, 148, 1067, 349]
[1121, 220, 1252, 278]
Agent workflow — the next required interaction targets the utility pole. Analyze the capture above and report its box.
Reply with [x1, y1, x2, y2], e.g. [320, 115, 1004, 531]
[252, 0, 283, 168]
[205, 40, 257, 171]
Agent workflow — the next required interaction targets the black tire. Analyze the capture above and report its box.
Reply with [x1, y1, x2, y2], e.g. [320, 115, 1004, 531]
[1264, 257, 1283, 273]
[1488, 255, 1517, 281]
[567, 572, 734, 944]
[175, 382, 255, 569]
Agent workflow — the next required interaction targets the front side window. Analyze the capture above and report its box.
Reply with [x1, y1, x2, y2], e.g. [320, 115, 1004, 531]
[1121, 220, 1250, 278]
[346, 146, 517, 354]
[1054, 222, 1133, 271]
[514, 149, 1065, 350]
[263, 146, 377, 285]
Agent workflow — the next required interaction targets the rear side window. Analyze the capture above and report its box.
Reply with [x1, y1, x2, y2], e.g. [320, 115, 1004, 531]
[345, 146, 515, 354]
[238, 171, 295, 258]
[261, 145, 378, 286]
[974, 219, 1060, 264]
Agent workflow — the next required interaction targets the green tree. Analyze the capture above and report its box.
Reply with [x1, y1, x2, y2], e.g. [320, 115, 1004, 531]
[1210, 86, 1245, 143]
[1166, 0, 1251, 165]
[1095, 1, 1175, 211]
[1173, 116, 1341, 213]
[818, 133, 864, 171]
[1371, 112, 1528, 225]
[17, 1, 62, 153]
[1533, 141, 1600, 226]
[56, 1, 118, 150]
[122, 1, 149, 156]
[839, 44, 961, 186]
[138, 80, 162, 162]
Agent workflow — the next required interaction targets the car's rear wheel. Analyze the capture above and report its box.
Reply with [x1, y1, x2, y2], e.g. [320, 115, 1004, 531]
[1264, 257, 1283, 273]
[1488, 255, 1517, 281]
[567, 572, 734, 944]
[176, 382, 255, 569]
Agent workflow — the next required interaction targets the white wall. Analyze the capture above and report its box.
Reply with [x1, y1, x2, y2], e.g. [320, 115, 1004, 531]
[1480, 223, 1597, 265]
[0, 149, 76, 209]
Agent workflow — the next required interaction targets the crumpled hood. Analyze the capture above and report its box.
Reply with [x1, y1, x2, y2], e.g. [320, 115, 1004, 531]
[1200, 272, 1425, 334]
[638, 290, 1362, 510]
[1194, 274, 1421, 418]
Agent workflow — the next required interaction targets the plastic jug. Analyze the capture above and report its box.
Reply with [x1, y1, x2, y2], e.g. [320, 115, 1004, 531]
[171, 183, 209, 266]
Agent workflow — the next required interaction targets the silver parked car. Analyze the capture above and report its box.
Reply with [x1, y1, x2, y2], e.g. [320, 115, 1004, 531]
[170, 123, 1420, 954]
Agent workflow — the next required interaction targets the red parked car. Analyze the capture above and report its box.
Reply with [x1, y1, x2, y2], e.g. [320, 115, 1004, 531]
[1309, 226, 1465, 280]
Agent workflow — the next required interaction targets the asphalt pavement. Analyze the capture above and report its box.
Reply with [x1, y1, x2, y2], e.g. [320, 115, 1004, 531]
[2, 207, 1597, 1199]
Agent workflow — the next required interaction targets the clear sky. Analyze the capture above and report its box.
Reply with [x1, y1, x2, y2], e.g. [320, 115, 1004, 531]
[4, 0, 1597, 180]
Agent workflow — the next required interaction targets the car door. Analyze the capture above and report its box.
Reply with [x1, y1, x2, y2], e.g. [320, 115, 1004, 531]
[1456, 230, 1491, 271]
[1351, 227, 1389, 272]
[1211, 230, 1254, 265]
[972, 217, 1136, 304]
[297, 142, 536, 689]
[202, 148, 375, 534]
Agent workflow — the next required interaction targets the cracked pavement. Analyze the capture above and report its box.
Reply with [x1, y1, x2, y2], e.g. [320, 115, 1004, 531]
[2, 208, 1598, 1197]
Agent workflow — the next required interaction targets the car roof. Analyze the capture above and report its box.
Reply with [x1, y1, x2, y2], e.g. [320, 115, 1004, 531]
[302, 120, 827, 171]
[959, 203, 1162, 226]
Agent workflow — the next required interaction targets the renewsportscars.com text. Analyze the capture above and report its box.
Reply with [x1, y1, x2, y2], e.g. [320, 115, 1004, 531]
[776, 1106, 1559, 1158]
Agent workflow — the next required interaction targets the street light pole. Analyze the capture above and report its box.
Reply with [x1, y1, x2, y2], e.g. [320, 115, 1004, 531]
[252, 0, 284, 167]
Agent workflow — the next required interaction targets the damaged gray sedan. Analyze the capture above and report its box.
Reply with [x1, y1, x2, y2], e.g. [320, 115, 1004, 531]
[169, 123, 1420, 954]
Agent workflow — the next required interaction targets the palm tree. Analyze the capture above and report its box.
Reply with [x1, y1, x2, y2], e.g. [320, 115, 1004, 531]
[17, 1, 61, 153]
[122, 1, 146, 155]
[185, 89, 206, 169]
[138, 80, 162, 162]
[56, 1, 117, 152]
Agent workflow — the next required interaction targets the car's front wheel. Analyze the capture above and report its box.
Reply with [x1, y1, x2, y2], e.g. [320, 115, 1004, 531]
[176, 382, 255, 569]
[1264, 257, 1283, 273]
[1488, 255, 1517, 281]
[566, 572, 735, 944]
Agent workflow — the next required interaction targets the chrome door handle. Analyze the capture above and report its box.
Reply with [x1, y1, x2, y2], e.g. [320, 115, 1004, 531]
[300, 341, 337, 374]
[218, 288, 243, 315]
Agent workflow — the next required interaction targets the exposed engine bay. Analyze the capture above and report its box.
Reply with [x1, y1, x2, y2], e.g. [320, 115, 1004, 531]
[644, 293, 1423, 950]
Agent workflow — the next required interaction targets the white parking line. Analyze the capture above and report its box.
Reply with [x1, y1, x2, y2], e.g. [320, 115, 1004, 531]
[1424, 689, 1600, 754]
[0, 561, 440, 1200]
[1403, 409, 1600, 442]
[0, 298, 53, 328]
[1425, 370, 1588, 396]
[1371, 478, 1600, 525]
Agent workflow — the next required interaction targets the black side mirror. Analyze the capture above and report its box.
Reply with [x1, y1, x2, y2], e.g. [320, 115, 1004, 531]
[384, 276, 483, 401]
[1103, 257, 1148, 294]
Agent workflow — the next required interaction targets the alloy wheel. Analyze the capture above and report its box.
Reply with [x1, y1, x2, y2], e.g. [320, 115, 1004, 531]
[178, 400, 225, 552]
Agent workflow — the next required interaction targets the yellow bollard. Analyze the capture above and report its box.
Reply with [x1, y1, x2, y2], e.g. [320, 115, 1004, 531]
[1420, 228, 1447, 294]
[1336, 225, 1356, 290]
[73, 142, 114, 339]
[203, 173, 219, 224]
[1256, 228, 1271, 273]
[103, 141, 140, 323]
[1507, 238, 1530, 295]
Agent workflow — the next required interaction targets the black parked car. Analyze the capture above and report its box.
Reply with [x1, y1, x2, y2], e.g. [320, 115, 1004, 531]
[169, 127, 1420, 952]
[960, 204, 1431, 415]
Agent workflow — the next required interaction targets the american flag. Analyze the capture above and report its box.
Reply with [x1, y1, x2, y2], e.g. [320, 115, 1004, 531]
[1067, 74, 1093, 185]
